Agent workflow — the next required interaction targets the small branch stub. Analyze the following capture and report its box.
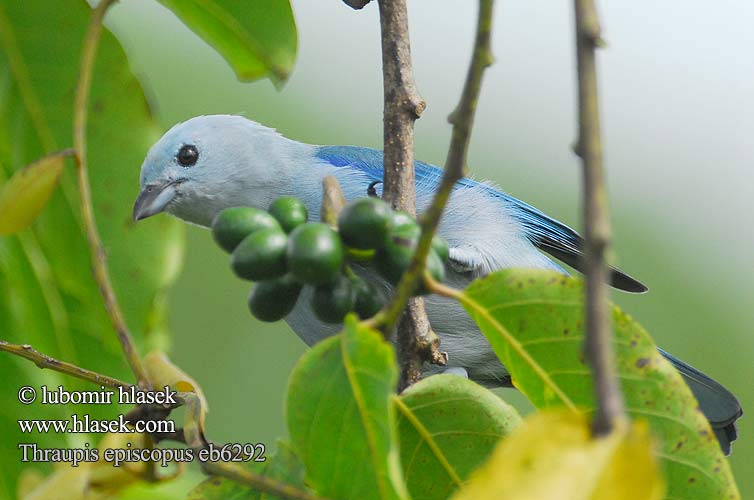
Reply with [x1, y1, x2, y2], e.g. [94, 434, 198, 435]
[321, 175, 346, 227]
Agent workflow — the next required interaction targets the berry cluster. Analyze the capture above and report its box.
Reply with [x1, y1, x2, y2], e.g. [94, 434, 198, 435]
[211, 196, 448, 324]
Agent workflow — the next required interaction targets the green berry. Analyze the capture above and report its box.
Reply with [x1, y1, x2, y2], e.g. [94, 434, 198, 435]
[427, 250, 446, 283]
[375, 223, 420, 284]
[287, 223, 344, 285]
[417, 250, 446, 295]
[376, 223, 446, 293]
[231, 228, 288, 281]
[311, 275, 355, 323]
[212, 207, 280, 253]
[390, 210, 416, 229]
[352, 278, 383, 319]
[248, 275, 302, 322]
[269, 196, 308, 233]
[338, 197, 392, 250]
[431, 234, 449, 263]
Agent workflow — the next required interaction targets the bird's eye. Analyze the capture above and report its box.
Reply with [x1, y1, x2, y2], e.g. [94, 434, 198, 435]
[177, 144, 199, 167]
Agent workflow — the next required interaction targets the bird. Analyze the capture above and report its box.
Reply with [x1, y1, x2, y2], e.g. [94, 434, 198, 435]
[133, 114, 742, 454]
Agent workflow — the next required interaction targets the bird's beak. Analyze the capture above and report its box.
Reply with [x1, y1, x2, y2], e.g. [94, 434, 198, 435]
[133, 181, 178, 222]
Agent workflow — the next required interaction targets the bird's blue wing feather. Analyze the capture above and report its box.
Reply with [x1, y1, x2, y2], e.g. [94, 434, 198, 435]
[315, 145, 646, 292]
[316, 145, 580, 249]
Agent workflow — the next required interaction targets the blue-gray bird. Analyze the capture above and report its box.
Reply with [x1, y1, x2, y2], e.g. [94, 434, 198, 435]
[133, 114, 741, 454]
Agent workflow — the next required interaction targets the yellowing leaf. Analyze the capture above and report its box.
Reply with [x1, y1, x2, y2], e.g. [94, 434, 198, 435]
[0, 149, 74, 235]
[18, 464, 92, 500]
[144, 350, 207, 411]
[18, 433, 151, 500]
[175, 380, 195, 392]
[452, 411, 664, 500]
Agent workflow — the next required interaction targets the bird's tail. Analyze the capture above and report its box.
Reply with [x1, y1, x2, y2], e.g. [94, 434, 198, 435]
[658, 348, 742, 455]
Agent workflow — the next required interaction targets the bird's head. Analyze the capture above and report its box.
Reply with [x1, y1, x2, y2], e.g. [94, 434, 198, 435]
[133, 114, 304, 227]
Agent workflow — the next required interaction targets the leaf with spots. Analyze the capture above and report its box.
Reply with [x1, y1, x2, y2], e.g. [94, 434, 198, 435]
[286, 315, 408, 500]
[459, 269, 740, 499]
[395, 374, 521, 500]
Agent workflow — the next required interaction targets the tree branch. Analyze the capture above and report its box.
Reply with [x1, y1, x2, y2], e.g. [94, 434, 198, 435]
[73, 0, 150, 388]
[377, 0, 426, 213]
[376, 0, 495, 390]
[573, 0, 624, 435]
[376, 0, 440, 391]
[0, 340, 132, 390]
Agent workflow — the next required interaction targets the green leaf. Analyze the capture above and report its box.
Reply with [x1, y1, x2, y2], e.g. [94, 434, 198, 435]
[452, 410, 664, 500]
[395, 374, 521, 500]
[459, 269, 740, 499]
[189, 476, 257, 500]
[286, 315, 408, 500]
[0, 149, 74, 235]
[258, 441, 308, 500]
[0, 0, 183, 496]
[188, 441, 307, 500]
[156, 0, 297, 85]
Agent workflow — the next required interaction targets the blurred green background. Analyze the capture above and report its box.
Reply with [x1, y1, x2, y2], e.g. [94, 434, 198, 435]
[102, 0, 752, 496]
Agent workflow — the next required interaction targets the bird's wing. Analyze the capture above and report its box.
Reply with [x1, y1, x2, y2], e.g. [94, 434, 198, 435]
[658, 348, 742, 455]
[493, 189, 648, 293]
[315, 145, 646, 293]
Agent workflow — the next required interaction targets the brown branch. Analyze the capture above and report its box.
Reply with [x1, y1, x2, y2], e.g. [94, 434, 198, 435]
[376, 0, 495, 390]
[0, 340, 132, 390]
[376, 0, 438, 391]
[573, 0, 624, 435]
[378, 0, 426, 213]
[72, 0, 150, 388]
[203, 461, 327, 500]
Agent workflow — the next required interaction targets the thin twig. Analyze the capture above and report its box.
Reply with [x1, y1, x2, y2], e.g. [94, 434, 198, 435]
[72, 0, 150, 388]
[376, 0, 496, 390]
[573, 0, 624, 434]
[165, 394, 330, 500]
[203, 462, 327, 500]
[0, 340, 132, 390]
